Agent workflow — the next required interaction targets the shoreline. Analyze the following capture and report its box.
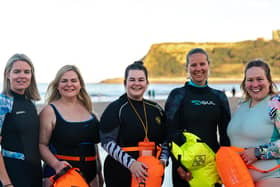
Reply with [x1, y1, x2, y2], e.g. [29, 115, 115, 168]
[36, 97, 240, 117]
[99, 77, 280, 84]
[99, 77, 244, 84]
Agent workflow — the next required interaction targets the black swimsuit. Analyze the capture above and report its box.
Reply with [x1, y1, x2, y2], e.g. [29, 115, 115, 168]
[43, 104, 100, 183]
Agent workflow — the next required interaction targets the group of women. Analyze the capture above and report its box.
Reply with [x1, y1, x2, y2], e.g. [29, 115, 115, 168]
[0, 48, 280, 187]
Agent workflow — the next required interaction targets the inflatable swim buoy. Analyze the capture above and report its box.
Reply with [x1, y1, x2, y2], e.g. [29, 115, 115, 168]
[129, 140, 164, 187]
[170, 132, 221, 187]
[49, 166, 89, 187]
[216, 146, 254, 187]
[131, 155, 164, 187]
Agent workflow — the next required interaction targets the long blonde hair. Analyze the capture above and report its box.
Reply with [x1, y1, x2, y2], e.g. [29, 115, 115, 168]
[46, 65, 92, 112]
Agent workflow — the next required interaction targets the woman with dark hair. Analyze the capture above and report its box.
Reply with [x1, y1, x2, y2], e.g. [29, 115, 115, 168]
[99, 61, 169, 187]
[227, 59, 280, 186]
[0, 54, 42, 187]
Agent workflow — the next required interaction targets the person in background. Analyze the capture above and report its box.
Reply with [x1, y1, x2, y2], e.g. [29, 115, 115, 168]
[227, 59, 280, 187]
[231, 87, 236, 97]
[165, 48, 231, 187]
[0, 54, 42, 187]
[99, 61, 169, 187]
[39, 65, 103, 187]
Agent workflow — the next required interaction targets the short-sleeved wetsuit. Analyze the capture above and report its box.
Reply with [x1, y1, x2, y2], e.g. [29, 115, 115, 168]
[43, 104, 100, 183]
[0, 91, 42, 187]
[227, 96, 280, 182]
[100, 94, 169, 187]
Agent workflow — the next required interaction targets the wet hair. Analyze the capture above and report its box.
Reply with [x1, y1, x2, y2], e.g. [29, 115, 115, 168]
[186, 48, 210, 66]
[46, 65, 93, 112]
[2, 53, 40, 101]
[124, 61, 149, 85]
[241, 59, 276, 101]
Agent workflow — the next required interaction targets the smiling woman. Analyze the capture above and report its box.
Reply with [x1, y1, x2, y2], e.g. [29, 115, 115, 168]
[165, 48, 231, 187]
[227, 59, 280, 186]
[99, 61, 169, 187]
[39, 65, 103, 187]
[0, 54, 42, 187]
[7, 61, 32, 95]
[125, 65, 148, 101]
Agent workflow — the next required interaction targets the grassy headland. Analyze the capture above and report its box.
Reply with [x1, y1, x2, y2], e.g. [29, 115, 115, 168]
[101, 39, 280, 84]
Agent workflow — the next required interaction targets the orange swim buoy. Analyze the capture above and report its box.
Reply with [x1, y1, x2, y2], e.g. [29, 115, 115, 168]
[216, 146, 254, 187]
[129, 140, 164, 187]
[49, 166, 89, 187]
[131, 155, 164, 187]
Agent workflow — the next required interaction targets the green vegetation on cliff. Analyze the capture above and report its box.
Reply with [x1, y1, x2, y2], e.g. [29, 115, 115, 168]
[144, 39, 280, 80]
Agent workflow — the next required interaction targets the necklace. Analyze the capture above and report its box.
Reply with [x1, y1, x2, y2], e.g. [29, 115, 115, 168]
[127, 97, 149, 140]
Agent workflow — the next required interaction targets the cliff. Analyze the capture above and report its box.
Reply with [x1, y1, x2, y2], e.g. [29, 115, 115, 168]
[102, 39, 280, 83]
[144, 39, 280, 79]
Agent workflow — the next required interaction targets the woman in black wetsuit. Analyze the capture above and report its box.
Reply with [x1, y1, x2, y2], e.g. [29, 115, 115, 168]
[0, 54, 42, 187]
[99, 61, 169, 187]
[39, 65, 103, 187]
[165, 48, 231, 187]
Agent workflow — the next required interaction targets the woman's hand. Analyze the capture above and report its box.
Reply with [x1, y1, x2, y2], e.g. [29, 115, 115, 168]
[129, 160, 148, 182]
[240, 147, 258, 165]
[177, 166, 192, 182]
[53, 160, 71, 174]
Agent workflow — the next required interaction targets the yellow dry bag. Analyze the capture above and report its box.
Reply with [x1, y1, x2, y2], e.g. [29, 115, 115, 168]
[170, 132, 221, 187]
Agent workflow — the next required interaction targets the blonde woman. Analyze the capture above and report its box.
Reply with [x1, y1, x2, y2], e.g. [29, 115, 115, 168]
[39, 65, 103, 187]
[0, 54, 42, 187]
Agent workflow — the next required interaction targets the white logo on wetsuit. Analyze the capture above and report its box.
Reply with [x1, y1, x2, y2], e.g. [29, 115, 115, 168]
[191, 100, 216, 106]
[16, 111, 26, 115]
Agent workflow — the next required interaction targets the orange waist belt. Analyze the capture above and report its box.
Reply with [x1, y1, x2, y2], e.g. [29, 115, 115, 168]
[55, 154, 97, 162]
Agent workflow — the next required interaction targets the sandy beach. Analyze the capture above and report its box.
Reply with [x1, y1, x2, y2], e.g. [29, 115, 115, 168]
[91, 96, 241, 117]
[36, 96, 241, 121]
[37, 96, 240, 117]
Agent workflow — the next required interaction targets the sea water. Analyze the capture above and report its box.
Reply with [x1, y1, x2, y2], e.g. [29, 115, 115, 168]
[0, 82, 242, 103]
[34, 82, 242, 104]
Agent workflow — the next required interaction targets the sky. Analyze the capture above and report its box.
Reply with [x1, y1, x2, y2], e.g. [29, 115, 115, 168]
[0, 0, 279, 83]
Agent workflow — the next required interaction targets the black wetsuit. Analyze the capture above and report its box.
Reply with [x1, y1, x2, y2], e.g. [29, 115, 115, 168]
[165, 82, 230, 187]
[0, 92, 42, 187]
[43, 104, 100, 183]
[100, 94, 169, 187]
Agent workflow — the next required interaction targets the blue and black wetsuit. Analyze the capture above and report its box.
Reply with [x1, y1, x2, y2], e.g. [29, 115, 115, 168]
[43, 104, 100, 183]
[0, 91, 42, 187]
[165, 81, 231, 187]
[100, 94, 169, 187]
